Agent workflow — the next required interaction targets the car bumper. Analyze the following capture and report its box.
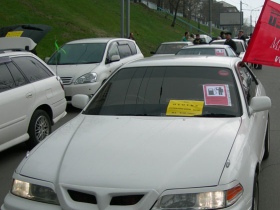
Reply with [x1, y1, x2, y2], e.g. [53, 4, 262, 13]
[1, 191, 252, 210]
[50, 98, 67, 124]
[64, 82, 102, 99]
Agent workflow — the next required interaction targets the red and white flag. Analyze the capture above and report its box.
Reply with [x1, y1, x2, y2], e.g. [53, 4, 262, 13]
[243, 0, 280, 67]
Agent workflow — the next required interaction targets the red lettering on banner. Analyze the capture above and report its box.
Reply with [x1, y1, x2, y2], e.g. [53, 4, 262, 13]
[243, 0, 280, 67]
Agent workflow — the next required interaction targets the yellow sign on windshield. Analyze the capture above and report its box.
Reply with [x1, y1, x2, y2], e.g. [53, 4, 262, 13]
[6, 31, 23, 37]
[166, 100, 204, 116]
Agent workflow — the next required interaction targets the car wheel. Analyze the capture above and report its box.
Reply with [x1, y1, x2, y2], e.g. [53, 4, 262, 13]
[263, 115, 270, 160]
[252, 173, 259, 210]
[26, 110, 51, 149]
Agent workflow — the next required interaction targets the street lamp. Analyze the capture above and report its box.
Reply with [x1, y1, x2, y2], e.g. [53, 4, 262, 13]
[244, 5, 262, 34]
[250, 9, 259, 34]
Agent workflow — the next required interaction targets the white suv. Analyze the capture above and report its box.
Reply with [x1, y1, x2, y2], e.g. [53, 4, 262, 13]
[0, 51, 67, 152]
[46, 38, 144, 103]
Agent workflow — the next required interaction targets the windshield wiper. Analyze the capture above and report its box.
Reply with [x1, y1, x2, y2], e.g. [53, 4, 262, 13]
[195, 113, 237, 118]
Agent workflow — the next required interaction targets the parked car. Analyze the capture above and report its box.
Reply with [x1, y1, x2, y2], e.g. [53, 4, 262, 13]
[199, 34, 212, 43]
[2, 55, 271, 210]
[46, 38, 144, 103]
[0, 50, 67, 152]
[176, 44, 238, 57]
[150, 41, 194, 56]
[210, 39, 247, 59]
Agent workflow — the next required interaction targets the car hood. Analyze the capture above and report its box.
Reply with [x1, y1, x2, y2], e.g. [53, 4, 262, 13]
[18, 115, 241, 191]
[48, 63, 100, 78]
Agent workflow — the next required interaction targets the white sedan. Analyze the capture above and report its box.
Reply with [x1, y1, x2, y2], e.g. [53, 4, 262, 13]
[2, 56, 271, 210]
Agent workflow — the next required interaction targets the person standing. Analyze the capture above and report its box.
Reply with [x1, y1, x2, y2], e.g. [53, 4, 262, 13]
[128, 32, 135, 40]
[224, 32, 237, 52]
[193, 34, 206, 45]
[220, 31, 226, 39]
[238, 30, 246, 43]
[182, 31, 189, 41]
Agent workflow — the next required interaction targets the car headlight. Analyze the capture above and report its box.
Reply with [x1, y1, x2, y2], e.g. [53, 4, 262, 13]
[74, 72, 97, 84]
[152, 184, 243, 209]
[11, 179, 59, 205]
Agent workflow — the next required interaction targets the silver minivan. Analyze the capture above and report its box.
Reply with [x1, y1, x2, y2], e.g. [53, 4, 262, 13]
[46, 38, 144, 103]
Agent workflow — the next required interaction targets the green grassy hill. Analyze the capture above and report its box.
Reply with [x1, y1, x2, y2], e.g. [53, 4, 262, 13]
[1, 0, 220, 58]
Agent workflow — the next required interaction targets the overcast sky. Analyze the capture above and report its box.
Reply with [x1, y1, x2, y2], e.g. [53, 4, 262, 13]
[218, 0, 265, 27]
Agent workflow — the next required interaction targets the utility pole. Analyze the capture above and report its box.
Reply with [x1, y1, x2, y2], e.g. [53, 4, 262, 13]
[240, 1, 242, 30]
[209, 0, 212, 36]
[126, 0, 130, 38]
[121, 0, 124, 37]
[120, 0, 130, 38]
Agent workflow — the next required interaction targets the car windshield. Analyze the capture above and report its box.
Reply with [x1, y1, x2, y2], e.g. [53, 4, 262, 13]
[47, 43, 107, 65]
[83, 66, 242, 117]
[156, 44, 187, 54]
[177, 48, 228, 56]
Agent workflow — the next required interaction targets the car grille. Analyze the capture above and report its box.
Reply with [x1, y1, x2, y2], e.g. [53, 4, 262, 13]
[68, 190, 144, 206]
[60, 77, 73, 85]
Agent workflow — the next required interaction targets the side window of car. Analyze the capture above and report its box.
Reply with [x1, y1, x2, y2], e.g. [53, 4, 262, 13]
[12, 56, 52, 82]
[127, 41, 137, 55]
[0, 63, 16, 92]
[237, 64, 257, 104]
[118, 44, 132, 59]
[6, 62, 27, 87]
[107, 42, 120, 60]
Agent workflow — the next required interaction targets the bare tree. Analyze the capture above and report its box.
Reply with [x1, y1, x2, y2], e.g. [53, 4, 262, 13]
[171, 0, 181, 27]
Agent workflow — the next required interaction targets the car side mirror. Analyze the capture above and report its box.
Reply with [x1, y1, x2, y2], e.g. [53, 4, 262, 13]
[72, 94, 90, 109]
[110, 55, 120, 62]
[45, 57, 50, 63]
[249, 96, 271, 114]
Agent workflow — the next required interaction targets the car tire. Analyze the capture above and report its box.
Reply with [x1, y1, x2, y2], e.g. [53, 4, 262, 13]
[263, 115, 270, 160]
[252, 173, 259, 210]
[26, 110, 51, 149]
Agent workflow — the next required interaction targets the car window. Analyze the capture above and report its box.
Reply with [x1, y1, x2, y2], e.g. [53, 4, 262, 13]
[107, 42, 120, 59]
[47, 43, 107, 65]
[127, 41, 137, 55]
[236, 64, 257, 105]
[12, 56, 52, 82]
[226, 48, 237, 57]
[156, 44, 187, 54]
[236, 42, 244, 54]
[84, 66, 242, 117]
[0, 63, 16, 92]
[6, 62, 27, 87]
[118, 44, 132, 58]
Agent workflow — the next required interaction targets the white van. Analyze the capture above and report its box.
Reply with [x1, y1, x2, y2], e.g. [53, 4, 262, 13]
[46, 38, 144, 103]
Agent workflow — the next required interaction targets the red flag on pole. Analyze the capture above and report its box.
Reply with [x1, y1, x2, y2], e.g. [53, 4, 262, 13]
[243, 0, 280, 67]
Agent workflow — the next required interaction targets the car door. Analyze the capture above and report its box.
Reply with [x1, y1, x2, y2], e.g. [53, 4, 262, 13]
[236, 63, 267, 157]
[0, 59, 34, 151]
[103, 41, 123, 80]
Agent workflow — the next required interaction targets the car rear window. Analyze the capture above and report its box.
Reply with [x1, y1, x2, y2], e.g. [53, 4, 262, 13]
[156, 44, 187, 54]
[177, 48, 228, 56]
[84, 66, 242, 117]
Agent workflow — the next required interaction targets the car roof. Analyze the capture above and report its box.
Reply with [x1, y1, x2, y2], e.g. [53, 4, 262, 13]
[0, 50, 34, 57]
[212, 39, 245, 43]
[181, 44, 231, 49]
[123, 55, 241, 69]
[66, 37, 133, 44]
[160, 41, 193, 44]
